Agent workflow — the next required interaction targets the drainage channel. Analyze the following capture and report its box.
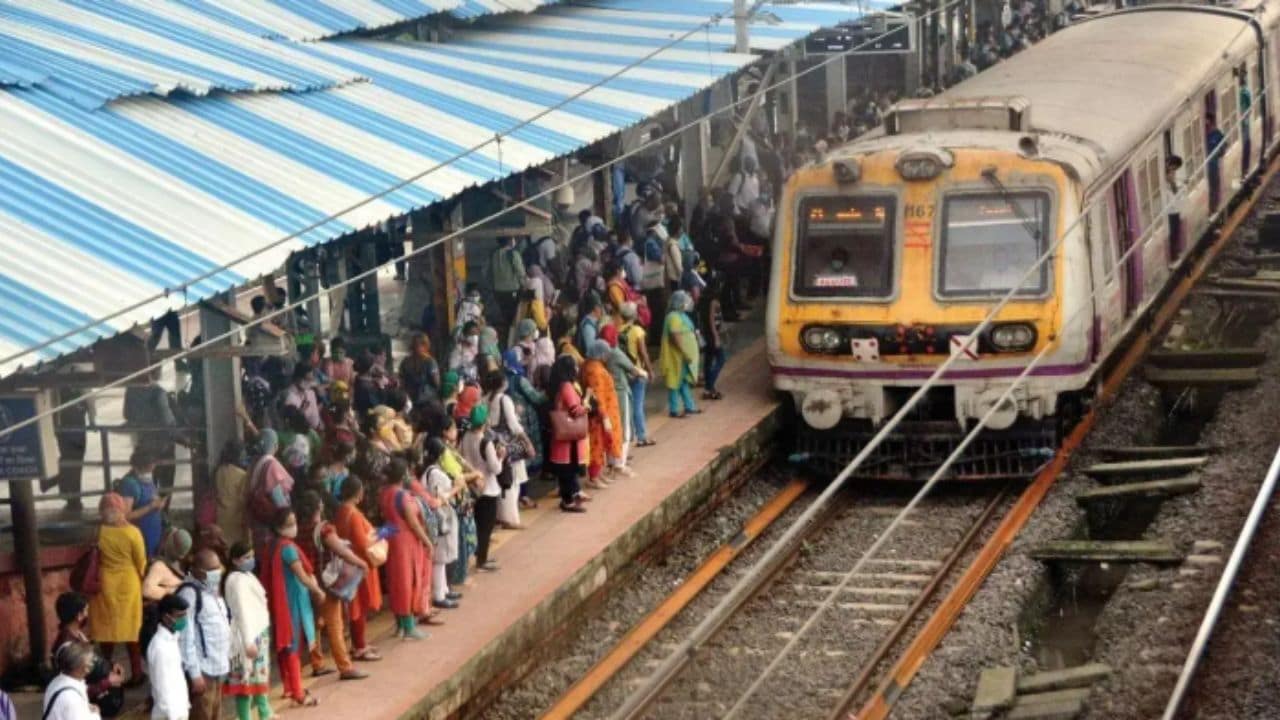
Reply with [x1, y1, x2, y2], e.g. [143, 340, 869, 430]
[976, 272, 1278, 718]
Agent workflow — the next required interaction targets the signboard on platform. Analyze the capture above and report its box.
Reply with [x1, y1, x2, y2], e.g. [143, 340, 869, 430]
[0, 392, 58, 481]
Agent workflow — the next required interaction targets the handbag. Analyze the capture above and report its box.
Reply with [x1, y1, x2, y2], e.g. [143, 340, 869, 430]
[549, 404, 588, 442]
[71, 543, 102, 595]
[366, 531, 389, 568]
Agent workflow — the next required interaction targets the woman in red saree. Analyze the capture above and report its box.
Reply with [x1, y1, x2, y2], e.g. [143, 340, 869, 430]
[378, 458, 432, 639]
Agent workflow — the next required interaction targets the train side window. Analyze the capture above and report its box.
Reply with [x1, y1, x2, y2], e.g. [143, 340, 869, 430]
[1144, 153, 1162, 220]
[1135, 160, 1152, 227]
[1220, 78, 1238, 137]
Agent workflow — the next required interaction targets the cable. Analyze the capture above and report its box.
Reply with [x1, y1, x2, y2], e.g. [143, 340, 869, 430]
[0, 3, 737, 370]
[0, 0, 969, 441]
[608, 10, 1263, 719]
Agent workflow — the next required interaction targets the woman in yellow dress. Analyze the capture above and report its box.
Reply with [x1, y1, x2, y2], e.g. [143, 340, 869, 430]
[89, 492, 147, 686]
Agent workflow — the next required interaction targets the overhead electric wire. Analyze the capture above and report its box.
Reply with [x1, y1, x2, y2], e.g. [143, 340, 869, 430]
[0, 4, 737, 371]
[608, 14, 1262, 720]
[0, 0, 967, 442]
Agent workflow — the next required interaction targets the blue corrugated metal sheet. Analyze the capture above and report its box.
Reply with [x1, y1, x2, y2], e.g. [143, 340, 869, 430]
[170, 0, 463, 41]
[0, 0, 870, 374]
[0, 0, 362, 108]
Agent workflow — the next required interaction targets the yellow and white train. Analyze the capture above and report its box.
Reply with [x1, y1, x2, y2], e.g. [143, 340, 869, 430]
[767, 2, 1277, 479]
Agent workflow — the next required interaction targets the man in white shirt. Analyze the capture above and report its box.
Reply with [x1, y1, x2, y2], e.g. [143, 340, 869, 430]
[177, 550, 232, 720]
[148, 594, 192, 720]
[44, 642, 100, 720]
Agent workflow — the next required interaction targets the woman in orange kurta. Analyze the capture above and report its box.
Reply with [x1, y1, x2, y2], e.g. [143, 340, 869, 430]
[334, 475, 383, 660]
[582, 341, 622, 488]
[378, 459, 431, 640]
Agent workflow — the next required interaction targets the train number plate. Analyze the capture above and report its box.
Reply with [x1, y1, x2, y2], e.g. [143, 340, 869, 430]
[851, 338, 879, 362]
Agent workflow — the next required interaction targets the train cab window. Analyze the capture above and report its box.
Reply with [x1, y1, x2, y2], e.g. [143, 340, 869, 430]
[794, 195, 896, 298]
[938, 191, 1050, 297]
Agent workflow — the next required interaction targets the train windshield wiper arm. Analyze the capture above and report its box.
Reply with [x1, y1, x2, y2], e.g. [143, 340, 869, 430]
[981, 167, 1042, 244]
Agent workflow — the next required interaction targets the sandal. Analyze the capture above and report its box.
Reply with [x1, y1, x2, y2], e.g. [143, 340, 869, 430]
[669, 412, 686, 419]
[312, 667, 335, 678]
[291, 692, 319, 708]
[703, 391, 723, 400]
[636, 439, 656, 447]
[420, 613, 447, 626]
[519, 497, 537, 509]
[353, 649, 382, 662]
[340, 669, 369, 681]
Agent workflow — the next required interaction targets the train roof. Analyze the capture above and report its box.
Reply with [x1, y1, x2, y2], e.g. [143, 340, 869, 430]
[938, 6, 1257, 166]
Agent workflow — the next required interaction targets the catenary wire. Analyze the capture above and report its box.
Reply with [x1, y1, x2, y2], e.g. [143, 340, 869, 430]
[609, 14, 1261, 720]
[0, 5, 737, 370]
[0, 0, 968, 441]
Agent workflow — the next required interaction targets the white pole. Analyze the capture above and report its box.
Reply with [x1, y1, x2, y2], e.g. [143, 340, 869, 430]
[1161, 444, 1280, 720]
[735, 0, 749, 53]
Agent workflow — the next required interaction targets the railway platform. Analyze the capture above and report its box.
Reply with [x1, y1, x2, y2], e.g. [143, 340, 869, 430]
[304, 338, 780, 720]
[8, 337, 781, 720]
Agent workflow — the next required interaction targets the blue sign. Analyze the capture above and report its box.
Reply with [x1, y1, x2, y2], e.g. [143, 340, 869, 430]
[0, 394, 54, 481]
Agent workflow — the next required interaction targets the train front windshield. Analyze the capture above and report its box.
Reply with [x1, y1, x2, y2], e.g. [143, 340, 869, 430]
[939, 192, 1050, 297]
[794, 196, 896, 299]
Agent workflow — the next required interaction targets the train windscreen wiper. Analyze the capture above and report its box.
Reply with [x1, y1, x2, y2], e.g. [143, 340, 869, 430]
[981, 167, 1043, 245]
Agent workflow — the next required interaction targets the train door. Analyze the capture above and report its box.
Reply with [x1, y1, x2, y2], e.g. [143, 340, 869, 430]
[1087, 200, 1123, 358]
[1239, 63, 1254, 177]
[1205, 89, 1222, 213]
[1111, 173, 1141, 317]
[1163, 129, 1185, 261]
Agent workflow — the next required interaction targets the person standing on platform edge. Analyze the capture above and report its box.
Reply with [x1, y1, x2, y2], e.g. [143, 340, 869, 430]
[224, 542, 272, 720]
[53, 592, 126, 717]
[175, 549, 230, 720]
[547, 356, 589, 513]
[380, 459, 432, 640]
[147, 593, 192, 720]
[660, 291, 701, 418]
[491, 236, 526, 339]
[90, 493, 147, 689]
[619, 303, 655, 448]
[698, 270, 729, 401]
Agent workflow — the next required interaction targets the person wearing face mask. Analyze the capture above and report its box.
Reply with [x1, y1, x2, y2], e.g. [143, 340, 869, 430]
[379, 459, 433, 639]
[260, 509, 324, 707]
[283, 364, 323, 433]
[53, 592, 126, 717]
[223, 543, 272, 720]
[449, 321, 482, 385]
[44, 641, 102, 720]
[175, 549, 231, 720]
[118, 449, 168, 559]
[89, 493, 147, 689]
[147, 593, 192, 720]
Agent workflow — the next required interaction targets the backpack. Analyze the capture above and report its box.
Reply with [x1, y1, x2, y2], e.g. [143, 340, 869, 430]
[619, 324, 643, 366]
[482, 435, 515, 493]
[610, 279, 652, 328]
[175, 581, 229, 655]
[643, 235, 663, 263]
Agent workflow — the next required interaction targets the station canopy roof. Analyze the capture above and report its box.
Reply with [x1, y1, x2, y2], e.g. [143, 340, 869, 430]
[0, 0, 883, 377]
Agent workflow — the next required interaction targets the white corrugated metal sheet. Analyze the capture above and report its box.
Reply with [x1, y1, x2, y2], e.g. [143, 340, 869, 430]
[0, 0, 879, 376]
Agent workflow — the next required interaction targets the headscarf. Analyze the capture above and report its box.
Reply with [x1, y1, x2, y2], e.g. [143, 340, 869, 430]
[455, 385, 481, 420]
[469, 403, 489, 429]
[98, 492, 127, 522]
[587, 340, 613, 360]
[479, 327, 501, 359]
[256, 428, 279, 457]
[329, 380, 350, 405]
[160, 528, 193, 564]
[600, 323, 619, 348]
[369, 405, 396, 428]
[502, 348, 527, 377]
[441, 370, 460, 398]
[669, 290, 694, 313]
[515, 318, 538, 342]
[620, 302, 638, 322]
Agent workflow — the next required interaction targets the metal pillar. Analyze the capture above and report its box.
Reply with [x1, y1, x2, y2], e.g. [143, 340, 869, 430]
[785, 57, 799, 138]
[678, 96, 710, 207]
[825, 53, 848, 128]
[11, 478, 47, 675]
[200, 296, 241, 464]
[734, 0, 749, 53]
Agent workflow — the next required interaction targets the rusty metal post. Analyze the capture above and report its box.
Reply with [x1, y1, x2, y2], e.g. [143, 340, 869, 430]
[11, 478, 48, 675]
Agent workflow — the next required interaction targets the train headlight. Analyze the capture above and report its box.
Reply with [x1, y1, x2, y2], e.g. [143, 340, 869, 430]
[989, 323, 1037, 352]
[895, 149, 952, 181]
[802, 326, 843, 353]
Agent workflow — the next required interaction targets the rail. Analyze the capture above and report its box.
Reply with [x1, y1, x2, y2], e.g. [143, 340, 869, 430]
[1160, 444, 1280, 719]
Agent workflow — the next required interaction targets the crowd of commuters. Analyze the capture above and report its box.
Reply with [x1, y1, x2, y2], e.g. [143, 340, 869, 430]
[44, 153, 768, 717]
